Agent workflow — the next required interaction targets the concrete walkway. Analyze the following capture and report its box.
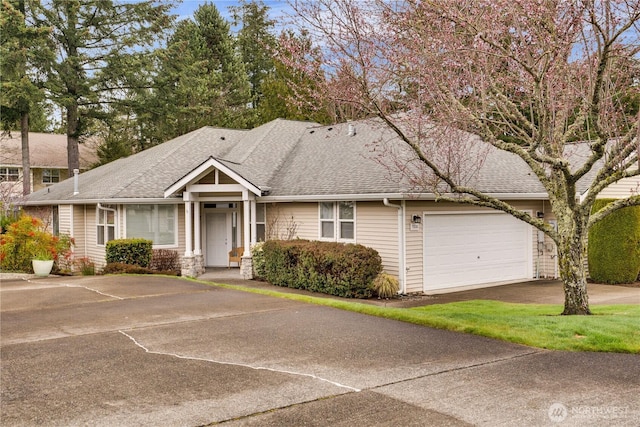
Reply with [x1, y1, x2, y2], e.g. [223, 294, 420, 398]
[1, 274, 638, 426]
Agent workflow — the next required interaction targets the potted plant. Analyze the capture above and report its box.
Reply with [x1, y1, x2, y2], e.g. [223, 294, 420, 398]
[1, 216, 73, 276]
[32, 251, 55, 277]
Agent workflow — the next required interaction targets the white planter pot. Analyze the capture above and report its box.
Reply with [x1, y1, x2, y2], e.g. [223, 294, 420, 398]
[32, 259, 54, 277]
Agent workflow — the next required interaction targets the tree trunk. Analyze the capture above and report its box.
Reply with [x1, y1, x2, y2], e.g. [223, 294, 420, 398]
[557, 231, 591, 315]
[20, 113, 31, 196]
[66, 104, 80, 175]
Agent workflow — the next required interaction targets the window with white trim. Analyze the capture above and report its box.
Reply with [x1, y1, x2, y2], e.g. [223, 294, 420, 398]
[0, 167, 19, 182]
[256, 203, 266, 242]
[97, 205, 116, 245]
[338, 201, 354, 240]
[42, 169, 60, 184]
[126, 204, 177, 246]
[319, 201, 355, 241]
[320, 202, 335, 239]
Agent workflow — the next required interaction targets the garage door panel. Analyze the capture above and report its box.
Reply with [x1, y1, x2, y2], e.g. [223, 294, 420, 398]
[424, 213, 531, 291]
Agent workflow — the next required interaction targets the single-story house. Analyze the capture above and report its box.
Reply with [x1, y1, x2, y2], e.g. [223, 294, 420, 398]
[22, 118, 639, 294]
[0, 132, 98, 198]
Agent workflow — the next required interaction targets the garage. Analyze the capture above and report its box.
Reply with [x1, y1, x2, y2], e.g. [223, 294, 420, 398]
[423, 211, 532, 291]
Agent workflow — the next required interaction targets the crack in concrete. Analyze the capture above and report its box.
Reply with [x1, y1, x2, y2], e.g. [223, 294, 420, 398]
[368, 349, 545, 391]
[118, 330, 362, 393]
[64, 284, 124, 300]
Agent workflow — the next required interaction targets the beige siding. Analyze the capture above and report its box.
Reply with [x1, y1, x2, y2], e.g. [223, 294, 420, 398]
[219, 172, 236, 184]
[265, 202, 317, 240]
[70, 205, 86, 259]
[598, 177, 640, 199]
[199, 171, 216, 184]
[405, 201, 425, 293]
[177, 204, 186, 255]
[83, 205, 107, 269]
[356, 201, 400, 279]
[263, 201, 401, 282]
[31, 168, 69, 193]
[58, 205, 72, 236]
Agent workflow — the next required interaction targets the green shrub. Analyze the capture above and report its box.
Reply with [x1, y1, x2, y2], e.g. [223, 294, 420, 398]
[588, 199, 640, 284]
[0, 212, 19, 234]
[262, 240, 382, 298]
[251, 241, 266, 280]
[150, 249, 180, 272]
[105, 238, 152, 267]
[0, 215, 73, 273]
[372, 272, 400, 298]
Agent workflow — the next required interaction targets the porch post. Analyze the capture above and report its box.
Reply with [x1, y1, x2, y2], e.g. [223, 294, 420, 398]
[250, 199, 257, 247]
[240, 191, 254, 279]
[243, 195, 251, 255]
[184, 200, 193, 257]
[193, 200, 201, 255]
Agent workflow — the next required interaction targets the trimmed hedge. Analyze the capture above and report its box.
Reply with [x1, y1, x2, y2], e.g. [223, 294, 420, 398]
[262, 240, 382, 298]
[105, 238, 152, 268]
[588, 199, 640, 284]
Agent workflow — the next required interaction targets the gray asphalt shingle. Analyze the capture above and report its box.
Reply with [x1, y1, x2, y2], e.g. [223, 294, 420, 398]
[25, 117, 598, 204]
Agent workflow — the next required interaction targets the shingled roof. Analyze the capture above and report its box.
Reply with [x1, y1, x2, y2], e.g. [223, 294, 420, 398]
[0, 132, 98, 169]
[24, 117, 597, 205]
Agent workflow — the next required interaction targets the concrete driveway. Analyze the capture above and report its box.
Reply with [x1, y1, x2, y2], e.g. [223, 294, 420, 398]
[1, 275, 638, 426]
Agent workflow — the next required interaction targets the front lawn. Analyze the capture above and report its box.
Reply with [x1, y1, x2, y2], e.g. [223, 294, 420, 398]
[204, 281, 640, 353]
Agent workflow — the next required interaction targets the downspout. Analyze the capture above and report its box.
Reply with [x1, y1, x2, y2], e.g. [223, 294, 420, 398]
[383, 198, 406, 294]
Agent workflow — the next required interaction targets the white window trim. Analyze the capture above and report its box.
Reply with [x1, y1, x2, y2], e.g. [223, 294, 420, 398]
[337, 201, 355, 242]
[255, 203, 266, 242]
[124, 204, 179, 248]
[96, 204, 117, 246]
[318, 201, 356, 242]
[42, 168, 60, 184]
[0, 167, 19, 182]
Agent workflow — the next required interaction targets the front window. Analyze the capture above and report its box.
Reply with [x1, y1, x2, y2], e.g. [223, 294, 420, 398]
[319, 202, 355, 241]
[0, 167, 19, 182]
[256, 203, 266, 242]
[97, 205, 116, 245]
[320, 202, 335, 239]
[338, 201, 354, 240]
[43, 169, 60, 184]
[126, 204, 177, 246]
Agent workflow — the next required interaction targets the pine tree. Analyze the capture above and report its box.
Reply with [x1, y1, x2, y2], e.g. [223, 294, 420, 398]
[30, 0, 172, 175]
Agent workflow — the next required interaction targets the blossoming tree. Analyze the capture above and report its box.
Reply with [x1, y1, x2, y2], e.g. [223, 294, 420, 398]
[283, 0, 640, 314]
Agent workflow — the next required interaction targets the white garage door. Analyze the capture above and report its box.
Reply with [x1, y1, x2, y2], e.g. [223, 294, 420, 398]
[424, 212, 531, 291]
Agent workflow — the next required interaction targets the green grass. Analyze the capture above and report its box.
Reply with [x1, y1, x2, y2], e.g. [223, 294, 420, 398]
[198, 280, 640, 353]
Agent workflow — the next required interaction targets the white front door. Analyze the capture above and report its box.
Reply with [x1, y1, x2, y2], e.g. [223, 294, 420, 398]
[206, 212, 229, 266]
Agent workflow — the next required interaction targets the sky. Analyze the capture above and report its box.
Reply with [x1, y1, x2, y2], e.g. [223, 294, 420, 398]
[171, 0, 294, 29]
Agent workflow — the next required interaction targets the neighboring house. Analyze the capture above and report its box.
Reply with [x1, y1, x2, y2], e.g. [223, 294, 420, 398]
[22, 118, 639, 294]
[0, 132, 98, 199]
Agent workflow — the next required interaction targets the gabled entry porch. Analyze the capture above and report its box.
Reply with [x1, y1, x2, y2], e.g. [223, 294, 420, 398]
[164, 157, 267, 279]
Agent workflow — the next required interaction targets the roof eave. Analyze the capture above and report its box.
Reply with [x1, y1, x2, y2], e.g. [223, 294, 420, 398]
[258, 192, 550, 202]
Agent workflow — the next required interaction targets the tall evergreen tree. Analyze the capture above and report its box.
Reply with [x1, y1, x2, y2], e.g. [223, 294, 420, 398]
[258, 31, 332, 124]
[230, 0, 276, 112]
[146, 3, 251, 141]
[29, 0, 173, 175]
[0, 0, 51, 195]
